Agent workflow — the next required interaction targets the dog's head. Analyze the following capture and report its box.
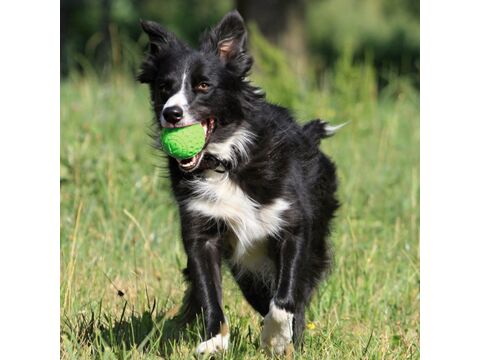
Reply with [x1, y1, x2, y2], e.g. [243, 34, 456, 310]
[138, 11, 257, 172]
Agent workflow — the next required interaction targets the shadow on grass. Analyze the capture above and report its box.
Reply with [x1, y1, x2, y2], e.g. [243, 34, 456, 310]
[62, 299, 202, 358]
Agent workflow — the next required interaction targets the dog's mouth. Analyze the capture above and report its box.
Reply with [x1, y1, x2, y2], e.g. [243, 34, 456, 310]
[176, 117, 215, 172]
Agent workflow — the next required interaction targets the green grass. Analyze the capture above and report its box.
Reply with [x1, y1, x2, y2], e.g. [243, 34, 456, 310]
[60, 46, 419, 358]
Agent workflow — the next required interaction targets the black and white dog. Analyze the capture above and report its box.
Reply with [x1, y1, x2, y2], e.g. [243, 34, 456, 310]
[138, 10, 340, 355]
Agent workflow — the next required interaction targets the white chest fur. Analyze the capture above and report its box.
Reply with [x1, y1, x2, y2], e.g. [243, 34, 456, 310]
[184, 171, 289, 265]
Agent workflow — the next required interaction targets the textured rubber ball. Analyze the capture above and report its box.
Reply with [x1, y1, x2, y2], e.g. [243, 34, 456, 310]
[160, 124, 205, 159]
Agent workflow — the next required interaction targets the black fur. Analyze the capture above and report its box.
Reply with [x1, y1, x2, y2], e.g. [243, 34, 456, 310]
[138, 10, 339, 352]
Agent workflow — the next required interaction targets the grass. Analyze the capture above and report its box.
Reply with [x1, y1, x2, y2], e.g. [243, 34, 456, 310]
[60, 43, 419, 358]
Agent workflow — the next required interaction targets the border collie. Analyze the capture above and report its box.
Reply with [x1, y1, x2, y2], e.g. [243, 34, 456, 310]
[138, 10, 340, 355]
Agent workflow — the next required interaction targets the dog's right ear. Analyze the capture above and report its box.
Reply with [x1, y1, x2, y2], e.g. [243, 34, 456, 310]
[140, 20, 178, 56]
[138, 20, 180, 84]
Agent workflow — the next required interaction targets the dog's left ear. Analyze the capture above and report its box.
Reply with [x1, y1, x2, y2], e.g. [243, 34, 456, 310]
[200, 10, 252, 76]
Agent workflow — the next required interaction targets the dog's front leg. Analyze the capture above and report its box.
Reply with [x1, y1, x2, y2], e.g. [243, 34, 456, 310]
[181, 217, 228, 355]
[261, 229, 306, 355]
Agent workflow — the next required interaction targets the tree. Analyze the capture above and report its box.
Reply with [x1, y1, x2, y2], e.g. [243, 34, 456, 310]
[236, 0, 308, 75]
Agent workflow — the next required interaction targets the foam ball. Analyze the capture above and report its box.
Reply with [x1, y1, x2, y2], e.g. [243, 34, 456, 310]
[160, 124, 205, 159]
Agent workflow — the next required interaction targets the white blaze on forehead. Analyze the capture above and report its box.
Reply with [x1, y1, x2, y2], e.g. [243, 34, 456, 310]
[164, 73, 188, 108]
[161, 72, 195, 126]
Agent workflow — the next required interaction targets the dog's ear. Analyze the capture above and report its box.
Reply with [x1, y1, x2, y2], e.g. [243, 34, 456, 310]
[140, 20, 179, 56]
[200, 10, 252, 76]
[138, 20, 182, 84]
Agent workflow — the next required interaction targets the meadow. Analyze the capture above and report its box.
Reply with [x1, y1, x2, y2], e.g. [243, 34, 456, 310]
[60, 37, 419, 359]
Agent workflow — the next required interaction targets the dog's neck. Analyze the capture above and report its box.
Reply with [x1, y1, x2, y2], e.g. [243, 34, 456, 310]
[197, 153, 230, 173]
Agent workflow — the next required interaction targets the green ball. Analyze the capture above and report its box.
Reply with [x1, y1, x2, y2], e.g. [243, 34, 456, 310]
[160, 123, 205, 159]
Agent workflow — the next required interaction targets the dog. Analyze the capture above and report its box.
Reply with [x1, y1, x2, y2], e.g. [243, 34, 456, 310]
[138, 10, 340, 355]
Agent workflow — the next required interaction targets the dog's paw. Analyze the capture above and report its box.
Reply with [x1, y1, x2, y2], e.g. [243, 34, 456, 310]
[195, 325, 229, 356]
[260, 301, 294, 355]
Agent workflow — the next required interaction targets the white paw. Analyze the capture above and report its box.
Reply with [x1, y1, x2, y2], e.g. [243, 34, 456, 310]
[260, 301, 294, 355]
[195, 328, 229, 355]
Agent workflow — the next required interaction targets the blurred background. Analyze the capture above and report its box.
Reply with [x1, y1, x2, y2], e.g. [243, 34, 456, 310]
[60, 0, 419, 87]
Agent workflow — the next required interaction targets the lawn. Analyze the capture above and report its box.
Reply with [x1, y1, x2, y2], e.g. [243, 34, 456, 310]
[60, 49, 419, 358]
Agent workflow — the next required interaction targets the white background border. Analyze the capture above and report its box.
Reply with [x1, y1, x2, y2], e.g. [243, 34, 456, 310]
[421, 0, 480, 358]
[0, 1, 59, 358]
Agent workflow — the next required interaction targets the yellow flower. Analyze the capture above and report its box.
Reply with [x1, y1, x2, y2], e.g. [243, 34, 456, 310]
[306, 322, 316, 330]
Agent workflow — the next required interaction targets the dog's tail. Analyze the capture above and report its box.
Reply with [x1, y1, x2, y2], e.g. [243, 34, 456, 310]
[302, 119, 348, 145]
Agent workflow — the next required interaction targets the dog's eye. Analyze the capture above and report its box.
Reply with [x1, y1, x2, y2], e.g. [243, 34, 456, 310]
[157, 82, 171, 93]
[194, 82, 210, 92]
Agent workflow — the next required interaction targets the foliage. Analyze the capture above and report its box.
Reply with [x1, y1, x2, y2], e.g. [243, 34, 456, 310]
[307, 0, 419, 81]
[61, 0, 419, 82]
[61, 0, 233, 76]
[60, 36, 419, 358]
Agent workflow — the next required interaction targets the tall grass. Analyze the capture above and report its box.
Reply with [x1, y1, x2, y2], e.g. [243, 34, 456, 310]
[60, 33, 419, 359]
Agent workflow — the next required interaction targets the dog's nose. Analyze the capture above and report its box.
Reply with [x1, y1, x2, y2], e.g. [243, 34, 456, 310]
[163, 106, 183, 124]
